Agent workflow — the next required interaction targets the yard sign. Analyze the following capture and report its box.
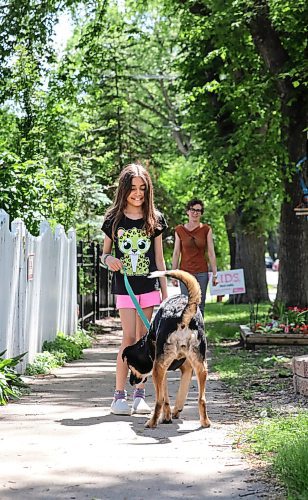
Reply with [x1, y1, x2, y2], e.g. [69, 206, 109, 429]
[209, 269, 246, 296]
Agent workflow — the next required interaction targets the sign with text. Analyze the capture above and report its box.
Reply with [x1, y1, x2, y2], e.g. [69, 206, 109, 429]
[209, 269, 245, 296]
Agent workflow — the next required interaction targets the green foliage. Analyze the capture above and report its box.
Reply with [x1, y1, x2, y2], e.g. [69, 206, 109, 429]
[0, 0, 307, 303]
[212, 347, 291, 391]
[0, 350, 27, 405]
[251, 302, 308, 334]
[245, 413, 308, 499]
[158, 157, 230, 269]
[43, 330, 92, 362]
[205, 302, 270, 342]
[67, 329, 93, 349]
[26, 329, 93, 376]
[25, 351, 67, 375]
[78, 264, 95, 295]
[0, 150, 56, 234]
[274, 437, 308, 500]
[43, 334, 80, 361]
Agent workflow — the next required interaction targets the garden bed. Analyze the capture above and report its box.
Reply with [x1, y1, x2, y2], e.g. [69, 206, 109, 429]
[240, 325, 308, 349]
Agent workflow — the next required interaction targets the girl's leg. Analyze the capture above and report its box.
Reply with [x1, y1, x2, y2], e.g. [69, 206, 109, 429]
[132, 306, 154, 414]
[136, 306, 154, 341]
[116, 308, 137, 390]
[111, 308, 138, 415]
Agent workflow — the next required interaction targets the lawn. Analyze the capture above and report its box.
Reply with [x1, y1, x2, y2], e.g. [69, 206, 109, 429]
[204, 301, 270, 342]
[204, 301, 308, 499]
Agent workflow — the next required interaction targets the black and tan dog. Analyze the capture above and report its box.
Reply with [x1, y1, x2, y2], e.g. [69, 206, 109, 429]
[122, 270, 211, 429]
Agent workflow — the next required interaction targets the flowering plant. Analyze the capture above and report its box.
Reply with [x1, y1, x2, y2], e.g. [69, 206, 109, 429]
[250, 303, 308, 335]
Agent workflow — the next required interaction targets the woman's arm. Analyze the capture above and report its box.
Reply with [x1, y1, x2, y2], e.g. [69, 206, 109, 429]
[101, 235, 122, 272]
[154, 234, 168, 300]
[207, 228, 218, 285]
[171, 232, 181, 286]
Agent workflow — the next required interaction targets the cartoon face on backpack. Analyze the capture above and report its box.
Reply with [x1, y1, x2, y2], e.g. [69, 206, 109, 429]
[117, 227, 151, 275]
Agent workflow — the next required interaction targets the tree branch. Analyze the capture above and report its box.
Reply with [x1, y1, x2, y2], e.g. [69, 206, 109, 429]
[248, 0, 293, 99]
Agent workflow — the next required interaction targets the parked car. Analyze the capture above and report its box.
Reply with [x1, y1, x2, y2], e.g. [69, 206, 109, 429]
[265, 256, 274, 268]
[272, 259, 280, 271]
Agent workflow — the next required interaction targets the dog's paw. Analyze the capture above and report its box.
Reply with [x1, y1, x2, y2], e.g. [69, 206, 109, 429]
[172, 409, 182, 419]
[161, 418, 172, 424]
[201, 418, 211, 428]
[145, 418, 157, 429]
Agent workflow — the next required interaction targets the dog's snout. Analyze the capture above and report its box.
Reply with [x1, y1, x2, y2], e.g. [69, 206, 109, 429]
[129, 372, 141, 386]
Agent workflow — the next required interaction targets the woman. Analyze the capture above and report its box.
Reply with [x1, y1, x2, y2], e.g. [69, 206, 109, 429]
[101, 164, 167, 416]
[171, 199, 218, 316]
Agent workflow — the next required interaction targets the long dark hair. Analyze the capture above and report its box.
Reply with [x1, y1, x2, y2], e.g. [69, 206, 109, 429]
[104, 163, 160, 239]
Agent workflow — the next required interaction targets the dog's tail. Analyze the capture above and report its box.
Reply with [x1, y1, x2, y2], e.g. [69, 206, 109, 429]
[148, 270, 201, 328]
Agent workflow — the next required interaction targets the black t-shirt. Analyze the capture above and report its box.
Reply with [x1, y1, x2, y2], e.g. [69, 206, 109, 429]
[101, 213, 167, 295]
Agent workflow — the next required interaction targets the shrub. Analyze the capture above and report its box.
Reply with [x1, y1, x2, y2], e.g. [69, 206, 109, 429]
[0, 350, 27, 405]
[25, 351, 67, 375]
[25, 329, 93, 376]
[43, 330, 93, 362]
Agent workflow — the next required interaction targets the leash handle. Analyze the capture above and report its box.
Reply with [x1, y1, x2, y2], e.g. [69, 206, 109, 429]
[123, 268, 151, 330]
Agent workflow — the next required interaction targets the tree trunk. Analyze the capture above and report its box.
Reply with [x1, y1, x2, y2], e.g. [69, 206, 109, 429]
[224, 212, 236, 269]
[249, 0, 308, 307]
[225, 210, 269, 304]
[230, 230, 269, 304]
[276, 132, 308, 307]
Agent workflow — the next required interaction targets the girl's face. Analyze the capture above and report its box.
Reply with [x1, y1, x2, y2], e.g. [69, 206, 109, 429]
[126, 176, 146, 209]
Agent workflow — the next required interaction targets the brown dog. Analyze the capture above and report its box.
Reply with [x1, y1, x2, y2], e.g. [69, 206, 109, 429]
[122, 270, 211, 429]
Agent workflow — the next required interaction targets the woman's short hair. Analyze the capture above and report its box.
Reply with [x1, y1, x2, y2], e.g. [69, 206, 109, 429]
[186, 199, 204, 213]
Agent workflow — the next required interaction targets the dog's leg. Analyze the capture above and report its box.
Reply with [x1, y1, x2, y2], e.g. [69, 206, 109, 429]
[161, 375, 172, 423]
[145, 361, 167, 429]
[172, 359, 193, 419]
[194, 360, 211, 428]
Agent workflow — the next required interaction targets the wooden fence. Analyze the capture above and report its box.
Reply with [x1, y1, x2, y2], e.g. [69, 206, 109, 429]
[0, 210, 77, 372]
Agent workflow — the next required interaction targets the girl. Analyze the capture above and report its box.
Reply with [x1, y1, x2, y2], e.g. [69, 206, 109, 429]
[101, 164, 168, 416]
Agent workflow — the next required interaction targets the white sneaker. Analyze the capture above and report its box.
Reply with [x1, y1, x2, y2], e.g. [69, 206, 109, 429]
[131, 397, 151, 415]
[110, 398, 131, 416]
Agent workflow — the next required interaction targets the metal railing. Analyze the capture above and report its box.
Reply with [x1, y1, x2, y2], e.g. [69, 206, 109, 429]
[77, 241, 116, 327]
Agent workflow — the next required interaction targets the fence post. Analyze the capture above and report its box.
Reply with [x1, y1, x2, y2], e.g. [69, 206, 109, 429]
[77, 241, 84, 328]
[96, 243, 101, 320]
[90, 241, 96, 324]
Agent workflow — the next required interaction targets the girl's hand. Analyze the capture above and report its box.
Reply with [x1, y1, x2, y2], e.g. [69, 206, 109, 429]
[171, 278, 179, 287]
[105, 255, 122, 272]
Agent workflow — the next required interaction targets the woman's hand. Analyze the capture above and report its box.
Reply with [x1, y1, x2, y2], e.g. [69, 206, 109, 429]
[104, 255, 122, 272]
[212, 275, 218, 286]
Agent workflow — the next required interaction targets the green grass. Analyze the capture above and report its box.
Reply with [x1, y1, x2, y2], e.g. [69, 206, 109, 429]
[244, 413, 308, 499]
[211, 347, 292, 400]
[206, 302, 308, 498]
[204, 302, 270, 342]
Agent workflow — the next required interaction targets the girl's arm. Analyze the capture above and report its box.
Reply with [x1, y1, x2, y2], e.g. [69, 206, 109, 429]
[207, 228, 218, 285]
[101, 235, 122, 272]
[154, 234, 168, 300]
[171, 232, 181, 286]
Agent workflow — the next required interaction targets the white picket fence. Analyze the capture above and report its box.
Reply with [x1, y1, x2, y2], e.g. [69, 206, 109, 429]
[0, 210, 78, 372]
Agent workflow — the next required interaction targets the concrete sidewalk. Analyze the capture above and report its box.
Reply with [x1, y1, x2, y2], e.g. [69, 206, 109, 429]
[1, 319, 280, 500]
